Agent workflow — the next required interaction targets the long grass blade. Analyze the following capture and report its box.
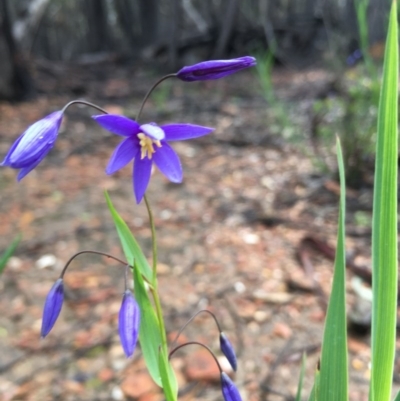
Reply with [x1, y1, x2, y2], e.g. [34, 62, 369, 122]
[0, 235, 21, 275]
[295, 353, 306, 401]
[318, 138, 348, 401]
[369, 2, 398, 400]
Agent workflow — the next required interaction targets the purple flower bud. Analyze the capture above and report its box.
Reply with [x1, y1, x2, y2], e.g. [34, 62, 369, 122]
[221, 372, 242, 401]
[119, 290, 140, 358]
[1, 111, 63, 181]
[176, 56, 257, 82]
[41, 278, 64, 338]
[220, 332, 237, 371]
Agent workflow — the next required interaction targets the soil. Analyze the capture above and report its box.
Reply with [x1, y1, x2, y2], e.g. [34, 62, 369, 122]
[0, 62, 398, 401]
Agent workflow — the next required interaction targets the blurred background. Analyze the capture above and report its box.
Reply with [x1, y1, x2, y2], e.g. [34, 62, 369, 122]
[0, 1, 397, 401]
[0, 0, 390, 100]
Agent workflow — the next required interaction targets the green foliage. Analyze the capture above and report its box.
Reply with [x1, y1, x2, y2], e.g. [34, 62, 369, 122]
[255, 50, 276, 104]
[133, 266, 163, 388]
[254, 50, 295, 141]
[312, 71, 379, 187]
[159, 346, 178, 401]
[308, 4, 398, 399]
[0, 235, 21, 275]
[152, 80, 172, 113]
[355, 0, 376, 76]
[318, 138, 348, 401]
[104, 191, 153, 282]
[369, 1, 398, 400]
[295, 354, 306, 401]
[307, 368, 320, 401]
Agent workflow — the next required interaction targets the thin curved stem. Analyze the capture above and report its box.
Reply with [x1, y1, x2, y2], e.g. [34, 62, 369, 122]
[136, 74, 177, 122]
[59, 249, 154, 286]
[60, 250, 129, 279]
[169, 341, 223, 374]
[62, 100, 109, 115]
[169, 310, 222, 352]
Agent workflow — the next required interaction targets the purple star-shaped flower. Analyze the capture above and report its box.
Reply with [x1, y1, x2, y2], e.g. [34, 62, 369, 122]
[93, 114, 214, 203]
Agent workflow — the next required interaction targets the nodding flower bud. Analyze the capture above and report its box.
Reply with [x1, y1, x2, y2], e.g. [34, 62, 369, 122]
[119, 290, 140, 358]
[41, 278, 64, 338]
[1, 111, 63, 181]
[220, 332, 237, 371]
[176, 56, 257, 82]
[221, 372, 242, 401]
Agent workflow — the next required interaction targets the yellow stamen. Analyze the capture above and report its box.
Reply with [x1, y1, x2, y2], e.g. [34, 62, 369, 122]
[137, 133, 162, 160]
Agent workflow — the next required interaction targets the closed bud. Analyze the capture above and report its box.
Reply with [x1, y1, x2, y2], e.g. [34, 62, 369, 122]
[119, 290, 140, 358]
[220, 332, 237, 371]
[41, 278, 64, 338]
[176, 57, 256, 82]
[221, 372, 242, 401]
[1, 111, 63, 181]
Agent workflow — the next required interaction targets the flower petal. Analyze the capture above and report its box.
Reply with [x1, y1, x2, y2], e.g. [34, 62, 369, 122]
[118, 290, 140, 358]
[133, 156, 152, 203]
[140, 123, 165, 141]
[161, 124, 214, 141]
[106, 137, 139, 174]
[1, 135, 24, 166]
[17, 152, 48, 181]
[153, 143, 182, 183]
[41, 278, 64, 338]
[176, 56, 257, 82]
[92, 114, 140, 137]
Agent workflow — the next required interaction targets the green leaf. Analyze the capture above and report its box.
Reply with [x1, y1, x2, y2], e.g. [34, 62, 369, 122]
[159, 347, 178, 401]
[105, 191, 152, 281]
[308, 367, 320, 401]
[0, 235, 21, 275]
[318, 138, 348, 401]
[393, 390, 400, 401]
[134, 266, 162, 387]
[295, 353, 306, 401]
[369, 2, 398, 401]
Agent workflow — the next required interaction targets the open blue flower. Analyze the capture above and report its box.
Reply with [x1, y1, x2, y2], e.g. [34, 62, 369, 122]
[93, 114, 214, 203]
[1, 111, 63, 181]
[176, 56, 256, 82]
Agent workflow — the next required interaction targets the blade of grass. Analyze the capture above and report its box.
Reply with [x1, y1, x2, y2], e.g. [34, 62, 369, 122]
[318, 138, 348, 401]
[369, 2, 398, 401]
[307, 367, 320, 401]
[0, 235, 21, 275]
[295, 353, 306, 401]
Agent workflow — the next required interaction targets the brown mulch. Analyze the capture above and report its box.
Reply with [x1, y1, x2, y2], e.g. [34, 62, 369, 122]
[0, 64, 396, 401]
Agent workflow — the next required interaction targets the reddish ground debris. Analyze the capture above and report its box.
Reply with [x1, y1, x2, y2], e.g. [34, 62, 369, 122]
[0, 65, 398, 401]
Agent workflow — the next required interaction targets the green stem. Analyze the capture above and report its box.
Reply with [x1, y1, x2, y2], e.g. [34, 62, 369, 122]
[151, 285, 168, 351]
[144, 194, 168, 352]
[144, 195, 158, 281]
